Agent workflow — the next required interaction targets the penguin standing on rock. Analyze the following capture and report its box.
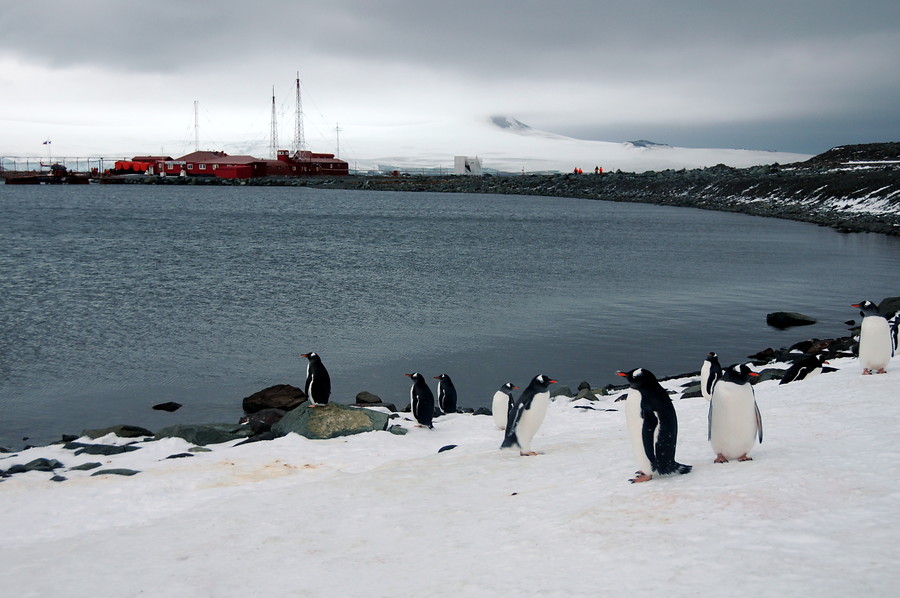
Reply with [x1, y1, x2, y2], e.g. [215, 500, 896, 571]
[434, 374, 458, 415]
[700, 352, 722, 400]
[501, 375, 556, 456]
[709, 364, 763, 463]
[617, 368, 692, 483]
[779, 353, 829, 384]
[406, 373, 434, 428]
[300, 352, 331, 408]
[852, 301, 893, 374]
[491, 382, 519, 430]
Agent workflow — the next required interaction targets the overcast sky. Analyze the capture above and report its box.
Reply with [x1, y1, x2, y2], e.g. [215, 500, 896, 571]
[2, 0, 898, 159]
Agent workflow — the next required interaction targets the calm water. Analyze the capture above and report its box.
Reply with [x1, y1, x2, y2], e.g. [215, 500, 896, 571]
[1, 183, 899, 447]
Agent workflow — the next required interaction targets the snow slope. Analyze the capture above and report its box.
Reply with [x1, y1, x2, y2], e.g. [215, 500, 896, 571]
[0, 354, 897, 597]
[341, 116, 812, 173]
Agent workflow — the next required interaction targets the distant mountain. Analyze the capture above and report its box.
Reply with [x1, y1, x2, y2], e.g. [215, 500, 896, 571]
[344, 116, 812, 173]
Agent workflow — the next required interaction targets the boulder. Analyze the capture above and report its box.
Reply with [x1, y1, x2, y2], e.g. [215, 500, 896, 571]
[154, 423, 254, 446]
[153, 402, 183, 412]
[355, 391, 383, 404]
[877, 296, 900, 318]
[272, 403, 389, 440]
[766, 311, 817, 329]
[242, 408, 286, 434]
[242, 384, 306, 414]
[82, 425, 154, 439]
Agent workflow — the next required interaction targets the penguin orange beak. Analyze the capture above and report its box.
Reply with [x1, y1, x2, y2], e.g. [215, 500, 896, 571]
[405, 373, 412, 378]
[851, 303, 861, 308]
[300, 353, 310, 358]
[549, 379, 558, 384]
[616, 371, 628, 377]
[749, 372, 760, 377]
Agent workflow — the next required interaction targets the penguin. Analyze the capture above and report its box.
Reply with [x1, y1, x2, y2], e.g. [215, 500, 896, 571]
[434, 373, 458, 415]
[491, 382, 519, 430]
[617, 368, 692, 483]
[700, 352, 722, 400]
[501, 375, 557, 456]
[708, 363, 763, 463]
[889, 313, 900, 353]
[300, 352, 331, 408]
[852, 301, 893, 374]
[779, 353, 829, 384]
[405, 372, 434, 428]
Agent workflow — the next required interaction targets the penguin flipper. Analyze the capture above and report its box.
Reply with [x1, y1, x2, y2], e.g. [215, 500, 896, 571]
[501, 403, 525, 449]
[641, 411, 659, 470]
[755, 401, 764, 444]
[707, 400, 714, 441]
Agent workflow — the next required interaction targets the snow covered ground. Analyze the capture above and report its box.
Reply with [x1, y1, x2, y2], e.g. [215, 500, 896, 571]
[1, 354, 897, 597]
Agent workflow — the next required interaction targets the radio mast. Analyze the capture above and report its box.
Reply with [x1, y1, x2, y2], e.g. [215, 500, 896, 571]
[293, 72, 306, 154]
[194, 100, 199, 151]
[269, 86, 279, 159]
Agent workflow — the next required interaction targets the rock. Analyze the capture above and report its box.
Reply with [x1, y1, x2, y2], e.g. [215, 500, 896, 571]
[757, 368, 785, 383]
[766, 311, 817, 329]
[577, 381, 592, 391]
[50, 475, 67, 483]
[749, 347, 776, 361]
[90, 469, 140, 477]
[242, 384, 306, 414]
[24, 458, 65, 472]
[355, 391, 383, 404]
[64, 442, 142, 456]
[575, 387, 598, 401]
[551, 386, 572, 398]
[388, 425, 408, 435]
[877, 296, 900, 317]
[155, 423, 254, 446]
[82, 425, 154, 439]
[438, 445, 457, 453]
[153, 401, 183, 412]
[69, 462, 102, 471]
[242, 408, 286, 434]
[165, 453, 195, 459]
[272, 403, 390, 440]
[473, 407, 492, 416]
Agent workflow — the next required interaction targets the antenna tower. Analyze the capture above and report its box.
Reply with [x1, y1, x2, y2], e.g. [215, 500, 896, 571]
[335, 122, 341, 159]
[293, 72, 306, 154]
[269, 86, 279, 159]
[194, 100, 199, 151]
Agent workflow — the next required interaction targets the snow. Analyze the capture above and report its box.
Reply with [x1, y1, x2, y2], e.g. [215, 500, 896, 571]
[1, 355, 898, 597]
[341, 116, 812, 173]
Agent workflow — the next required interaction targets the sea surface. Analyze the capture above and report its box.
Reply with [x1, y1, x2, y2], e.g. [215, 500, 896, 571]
[2, 183, 899, 448]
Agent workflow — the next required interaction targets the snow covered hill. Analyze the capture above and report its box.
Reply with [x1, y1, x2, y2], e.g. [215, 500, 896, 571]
[1, 354, 897, 597]
[341, 115, 812, 173]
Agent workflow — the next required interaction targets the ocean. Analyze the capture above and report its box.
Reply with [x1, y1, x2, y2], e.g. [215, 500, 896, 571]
[1, 183, 898, 447]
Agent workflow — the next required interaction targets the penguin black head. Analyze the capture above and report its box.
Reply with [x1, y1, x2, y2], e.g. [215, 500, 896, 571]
[531, 374, 558, 389]
[616, 367, 657, 388]
[434, 374, 452, 382]
[500, 382, 519, 392]
[722, 363, 759, 384]
[705, 352, 718, 360]
[852, 300, 880, 317]
[406, 372, 424, 382]
[301, 352, 321, 362]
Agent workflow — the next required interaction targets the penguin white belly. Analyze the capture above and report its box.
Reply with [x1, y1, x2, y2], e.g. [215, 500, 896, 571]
[710, 383, 758, 459]
[625, 389, 653, 474]
[700, 362, 712, 400]
[514, 392, 549, 452]
[859, 317, 892, 371]
[492, 391, 509, 429]
[306, 364, 319, 406]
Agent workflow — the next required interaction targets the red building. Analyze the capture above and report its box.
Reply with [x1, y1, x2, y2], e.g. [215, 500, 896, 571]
[114, 149, 349, 179]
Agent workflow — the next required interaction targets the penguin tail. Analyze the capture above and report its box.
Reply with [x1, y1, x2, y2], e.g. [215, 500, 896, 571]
[673, 462, 692, 475]
[655, 461, 692, 476]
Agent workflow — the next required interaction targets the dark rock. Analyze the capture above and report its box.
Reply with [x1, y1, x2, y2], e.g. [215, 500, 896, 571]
[388, 425, 408, 435]
[749, 347, 776, 361]
[153, 402, 183, 412]
[234, 431, 281, 446]
[242, 408, 286, 434]
[577, 381, 592, 391]
[91, 469, 140, 477]
[877, 296, 900, 317]
[50, 475, 67, 482]
[355, 391, 383, 404]
[438, 445, 457, 453]
[5, 464, 27, 475]
[60, 434, 79, 443]
[24, 458, 65, 472]
[82, 425, 154, 439]
[766, 312, 817, 329]
[551, 386, 572, 398]
[69, 462, 102, 471]
[165, 453, 195, 459]
[272, 403, 389, 440]
[64, 442, 141, 456]
[155, 423, 254, 446]
[473, 407, 492, 416]
[242, 384, 306, 414]
[756, 368, 786, 383]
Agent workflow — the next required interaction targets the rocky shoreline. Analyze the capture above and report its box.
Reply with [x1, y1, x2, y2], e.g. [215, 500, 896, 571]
[5, 295, 897, 477]
[110, 142, 900, 236]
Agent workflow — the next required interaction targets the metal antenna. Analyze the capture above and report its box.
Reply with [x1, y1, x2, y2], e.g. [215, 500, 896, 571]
[336, 122, 341, 159]
[194, 100, 199, 151]
[293, 72, 306, 153]
[269, 86, 279, 159]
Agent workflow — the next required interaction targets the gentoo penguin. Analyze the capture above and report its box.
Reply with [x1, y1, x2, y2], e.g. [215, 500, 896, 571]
[434, 374, 458, 414]
[617, 368, 692, 483]
[501, 375, 557, 456]
[779, 353, 829, 385]
[852, 301, 893, 374]
[491, 382, 519, 430]
[405, 373, 434, 428]
[708, 363, 763, 463]
[300, 352, 331, 408]
[890, 313, 900, 353]
[700, 352, 722, 400]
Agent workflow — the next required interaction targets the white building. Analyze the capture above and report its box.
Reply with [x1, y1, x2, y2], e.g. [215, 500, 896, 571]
[454, 155, 483, 175]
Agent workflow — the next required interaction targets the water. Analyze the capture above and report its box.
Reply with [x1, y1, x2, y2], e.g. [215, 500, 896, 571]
[1, 183, 899, 448]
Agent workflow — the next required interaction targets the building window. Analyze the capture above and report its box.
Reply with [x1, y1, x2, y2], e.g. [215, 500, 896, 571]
[187, 164, 193, 170]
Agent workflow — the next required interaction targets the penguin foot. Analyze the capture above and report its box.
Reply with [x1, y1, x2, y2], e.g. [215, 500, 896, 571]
[714, 454, 729, 463]
[519, 451, 540, 456]
[877, 368, 887, 374]
[629, 471, 652, 483]
[738, 454, 753, 462]
[863, 369, 873, 375]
